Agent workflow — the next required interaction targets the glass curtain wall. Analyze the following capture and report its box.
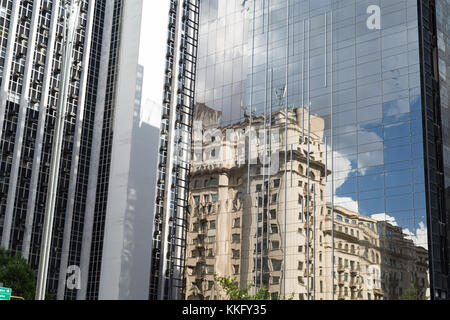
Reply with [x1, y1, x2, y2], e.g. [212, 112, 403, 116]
[185, 0, 431, 300]
[435, 0, 450, 299]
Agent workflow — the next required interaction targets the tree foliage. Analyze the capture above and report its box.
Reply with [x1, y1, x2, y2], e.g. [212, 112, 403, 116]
[398, 283, 428, 300]
[0, 247, 36, 300]
[214, 275, 293, 300]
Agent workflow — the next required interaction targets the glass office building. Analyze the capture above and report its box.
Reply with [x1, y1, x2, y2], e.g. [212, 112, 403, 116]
[153, 0, 450, 300]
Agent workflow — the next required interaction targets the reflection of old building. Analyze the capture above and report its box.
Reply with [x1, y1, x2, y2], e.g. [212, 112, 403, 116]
[185, 106, 328, 300]
[321, 205, 383, 300]
[184, 106, 428, 300]
[377, 221, 429, 299]
[323, 206, 428, 300]
[154, 0, 450, 301]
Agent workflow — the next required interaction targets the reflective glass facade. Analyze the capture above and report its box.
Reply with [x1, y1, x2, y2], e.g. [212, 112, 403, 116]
[154, 0, 450, 300]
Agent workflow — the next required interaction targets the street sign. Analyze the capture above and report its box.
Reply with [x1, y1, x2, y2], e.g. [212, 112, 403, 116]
[0, 287, 12, 301]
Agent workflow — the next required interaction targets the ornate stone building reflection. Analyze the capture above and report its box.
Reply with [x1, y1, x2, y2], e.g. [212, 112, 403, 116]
[326, 206, 428, 300]
[185, 105, 428, 300]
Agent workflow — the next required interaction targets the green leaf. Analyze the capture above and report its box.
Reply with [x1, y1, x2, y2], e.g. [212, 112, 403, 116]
[0, 247, 37, 300]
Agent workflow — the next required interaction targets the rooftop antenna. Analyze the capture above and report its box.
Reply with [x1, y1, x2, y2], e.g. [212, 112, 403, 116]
[275, 85, 286, 107]
[35, 0, 82, 300]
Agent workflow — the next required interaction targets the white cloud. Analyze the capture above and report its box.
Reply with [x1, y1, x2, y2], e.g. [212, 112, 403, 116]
[325, 149, 360, 213]
[326, 149, 354, 194]
[371, 213, 398, 227]
[324, 127, 386, 216]
[357, 147, 384, 176]
[326, 125, 384, 179]
[404, 222, 428, 250]
[371, 213, 428, 249]
[333, 196, 359, 213]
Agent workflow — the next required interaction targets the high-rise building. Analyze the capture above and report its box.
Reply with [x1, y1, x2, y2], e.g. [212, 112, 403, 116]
[149, 0, 201, 300]
[153, 0, 450, 300]
[0, 0, 159, 300]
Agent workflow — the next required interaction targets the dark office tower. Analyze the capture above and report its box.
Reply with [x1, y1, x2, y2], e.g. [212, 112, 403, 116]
[149, 0, 200, 300]
[155, 0, 450, 300]
[0, 0, 158, 300]
[429, 0, 450, 298]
